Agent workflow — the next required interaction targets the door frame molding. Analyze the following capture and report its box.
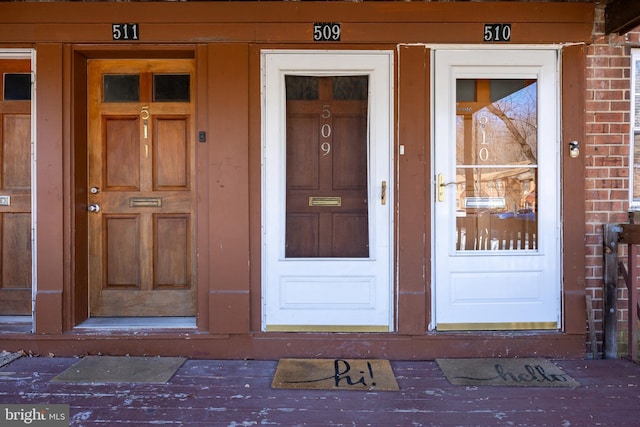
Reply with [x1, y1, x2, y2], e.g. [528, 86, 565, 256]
[68, 46, 202, 330]
[0, 49, 36, 330]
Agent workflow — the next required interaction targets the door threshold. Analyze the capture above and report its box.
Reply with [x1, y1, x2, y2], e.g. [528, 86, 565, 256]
[0, 316, 32, 333]
[76, 317, 196, 330]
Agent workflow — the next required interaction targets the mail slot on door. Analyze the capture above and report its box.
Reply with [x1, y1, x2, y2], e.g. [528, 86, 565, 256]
[129, 197, 162, 207]
[308, 196, 342, 207]
[0, 196, 10, 206]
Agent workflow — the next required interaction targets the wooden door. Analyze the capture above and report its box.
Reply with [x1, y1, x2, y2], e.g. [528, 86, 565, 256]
[285, 76, 368, 258]
[87, 59, 195, 317]
[0, 59, 32, 316]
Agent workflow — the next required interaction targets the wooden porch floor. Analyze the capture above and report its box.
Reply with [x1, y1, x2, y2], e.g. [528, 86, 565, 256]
[1, 356, 640, 426]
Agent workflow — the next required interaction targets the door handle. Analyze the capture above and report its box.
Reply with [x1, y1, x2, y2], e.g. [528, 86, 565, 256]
[88, 204, 101, 213]
[438, 174, 457, 202]
[381, 181, 387, 205]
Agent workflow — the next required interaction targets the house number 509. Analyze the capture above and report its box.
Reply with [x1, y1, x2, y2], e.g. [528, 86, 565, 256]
[313, 23, 341, 42]
[320, 104, 332, 156]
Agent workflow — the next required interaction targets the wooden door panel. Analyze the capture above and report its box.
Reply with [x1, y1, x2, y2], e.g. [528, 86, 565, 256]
[286, 213, 319, 257]
[3, 114, 31, 188]
[96, 289, 195, 317]
[332, 114, 366, 190]
[155, 215, 189, 288]
[88, 59, 195, 317]
[2, 213, 31, 286]
[154, 117, 189, 189]
[105, 215, 140, 288]
[332, 213, 368, 257]
[105, 117, 140, 190]
[286, 116, 319, 189]
[0, 59, 31, 315]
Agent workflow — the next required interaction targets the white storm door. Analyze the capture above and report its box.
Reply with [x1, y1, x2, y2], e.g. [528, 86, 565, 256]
[434, 49, 560, 330]
[261, 50, 394, 332]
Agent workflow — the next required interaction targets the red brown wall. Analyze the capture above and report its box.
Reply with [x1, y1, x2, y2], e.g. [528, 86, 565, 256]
[0, 1, 595, 359]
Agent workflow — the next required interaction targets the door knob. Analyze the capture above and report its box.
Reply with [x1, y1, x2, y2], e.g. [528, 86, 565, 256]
[88, 204, 101, 213]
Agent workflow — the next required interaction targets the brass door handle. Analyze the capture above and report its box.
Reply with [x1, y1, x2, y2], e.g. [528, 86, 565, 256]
[381, 181, 387, 205]
[438, 174, 457, 202]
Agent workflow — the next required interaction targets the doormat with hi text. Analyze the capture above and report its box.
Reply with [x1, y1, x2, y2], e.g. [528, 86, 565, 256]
[52, 356, 186, 384]
[272, 358, 399, 391]
[436, 358, 580, 387]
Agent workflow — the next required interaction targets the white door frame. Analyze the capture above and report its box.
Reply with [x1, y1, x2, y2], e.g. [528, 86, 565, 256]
[261, 50, 394, 332]
[431, 48, 561, 331]
[0, 49, 36, 330]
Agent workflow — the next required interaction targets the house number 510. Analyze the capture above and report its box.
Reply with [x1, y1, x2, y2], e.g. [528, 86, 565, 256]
[483, 23, 511, 42]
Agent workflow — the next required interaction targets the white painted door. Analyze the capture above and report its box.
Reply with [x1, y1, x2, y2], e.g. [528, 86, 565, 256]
[433, 50, 560, 330]
[262, 50, 394, 332]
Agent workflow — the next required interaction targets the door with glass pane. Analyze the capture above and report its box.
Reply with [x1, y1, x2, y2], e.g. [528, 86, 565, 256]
[0, 58, 31, 316]
[434, 50, 560, 330]
[87, 59, 195, 316]
[262, 51, 393, 332]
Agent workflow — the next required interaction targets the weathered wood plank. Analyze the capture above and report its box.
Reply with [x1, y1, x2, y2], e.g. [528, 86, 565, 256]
[603, 224, 620, 359]
[2, 358, 640, 426]
[618, 223, 640, 245]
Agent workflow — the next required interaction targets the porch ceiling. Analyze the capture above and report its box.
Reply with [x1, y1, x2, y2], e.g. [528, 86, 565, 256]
[604, 0, 640, 34]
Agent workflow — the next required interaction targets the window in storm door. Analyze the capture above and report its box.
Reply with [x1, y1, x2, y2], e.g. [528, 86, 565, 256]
[285, 75, 369, 258]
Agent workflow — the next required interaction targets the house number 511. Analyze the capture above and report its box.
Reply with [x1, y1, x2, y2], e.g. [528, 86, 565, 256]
[112, 23, 140, 41]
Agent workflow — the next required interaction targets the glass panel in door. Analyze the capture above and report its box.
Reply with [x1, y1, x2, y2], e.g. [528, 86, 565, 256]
[455, 78, 538, 252]
[285, 75, 369, 258]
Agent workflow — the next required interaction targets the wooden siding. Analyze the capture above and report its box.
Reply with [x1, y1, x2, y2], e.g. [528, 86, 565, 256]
[0, 2, 594, 44]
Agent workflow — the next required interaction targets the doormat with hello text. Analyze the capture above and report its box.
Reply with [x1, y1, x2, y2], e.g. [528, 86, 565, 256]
[436, 358, 580, 387]
[272, 358, 399, 391]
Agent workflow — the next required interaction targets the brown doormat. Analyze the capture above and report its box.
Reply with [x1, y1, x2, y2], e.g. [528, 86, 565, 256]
[436, 358, 580, 388]
[272, 358, 399, 391]
[51, 356, 186, 384]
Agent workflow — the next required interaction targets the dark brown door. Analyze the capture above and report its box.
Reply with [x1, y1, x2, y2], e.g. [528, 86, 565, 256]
[285, 76, 369, 258]
[87, 59, 195, 316]
[0, 59, 32, 315]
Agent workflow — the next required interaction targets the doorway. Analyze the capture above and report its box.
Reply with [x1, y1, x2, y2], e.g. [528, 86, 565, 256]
[0, 51, 34, 332]
[433, 49, 561, 330]
[261, 50, 394, 332]
[86, 59, 196, 317]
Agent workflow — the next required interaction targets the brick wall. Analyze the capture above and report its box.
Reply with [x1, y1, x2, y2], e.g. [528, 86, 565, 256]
[585, 6, 640, 357]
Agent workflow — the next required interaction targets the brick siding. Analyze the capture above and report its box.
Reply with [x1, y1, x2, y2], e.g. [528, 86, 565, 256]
[586, 6, 640, 357]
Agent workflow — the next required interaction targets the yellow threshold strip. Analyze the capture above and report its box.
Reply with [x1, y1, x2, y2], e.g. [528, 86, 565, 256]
[436, 322, 558, 331]
[266, 325, 390, 333]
